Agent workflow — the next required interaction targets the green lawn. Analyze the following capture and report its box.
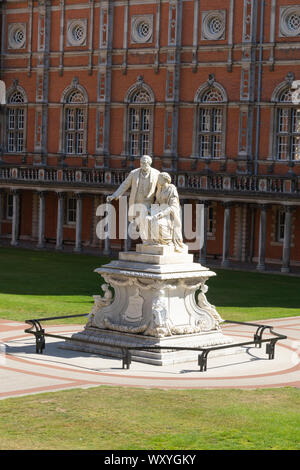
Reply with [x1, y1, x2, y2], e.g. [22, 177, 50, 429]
[0, 246, 299, 323]
[0, 246, 300, 451]
[0, 387, 299, 450]
[0, 246, 111, 324]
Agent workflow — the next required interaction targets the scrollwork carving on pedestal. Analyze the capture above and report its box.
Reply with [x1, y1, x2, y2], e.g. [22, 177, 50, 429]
[196, 282, 224, 329]
[145, 288, 172, 337]
[85, 283, 113, 328]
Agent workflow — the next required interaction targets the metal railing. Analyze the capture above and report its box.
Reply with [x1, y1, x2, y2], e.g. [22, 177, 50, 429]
[24, 315, 287, 372]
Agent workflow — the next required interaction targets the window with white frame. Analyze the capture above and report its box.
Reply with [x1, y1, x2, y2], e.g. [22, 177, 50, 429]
[65, 196, 77, 224]
[128, 88, 152, 157]
[195, 86, 226, 159]
[64, 89, 87, 155]
[275, 207, 285, 242]
[7, 90, 26, 153]
[207, 204, 214, 236]
[5, 193, 13, 219]
[276, 87, 300, 161]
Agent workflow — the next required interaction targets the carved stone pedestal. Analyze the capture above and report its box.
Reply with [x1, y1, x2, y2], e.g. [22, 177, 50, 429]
[62, 245, 233, 365]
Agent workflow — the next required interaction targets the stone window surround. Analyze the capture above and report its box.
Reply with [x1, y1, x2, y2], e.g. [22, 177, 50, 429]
[269, 75, 300, 162]
[122, 77, 155, 159]
[59, 78, 89, 156]
[191, 78, 228, 160]
[5, 83, 28, 154]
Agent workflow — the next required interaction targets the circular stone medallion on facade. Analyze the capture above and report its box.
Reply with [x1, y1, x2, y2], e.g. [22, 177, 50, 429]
[67, 19, 87, 47]
[131, 15, 153, 44]
[202, 11, 226, 41]
[280, 6, 300, 37]
[8, 23, 27, 49]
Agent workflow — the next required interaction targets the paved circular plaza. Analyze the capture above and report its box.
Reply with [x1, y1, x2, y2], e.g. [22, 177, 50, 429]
[0, 317, 299, 399]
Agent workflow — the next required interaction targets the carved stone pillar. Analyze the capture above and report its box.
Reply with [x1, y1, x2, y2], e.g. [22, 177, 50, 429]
[256, 204, 268, 271]
[281, 206, 293, 273]
[197, 200, 209, 266]
[248, 204, 257, 263]
[221, 202, 232, 268]
[55, 192, 65, 250]
[11, 190, 20, 247]
[74, 193, 83, 253]
[37, 191, 46, 249]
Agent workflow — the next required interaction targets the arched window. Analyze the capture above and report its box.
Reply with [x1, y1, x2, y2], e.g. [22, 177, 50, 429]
[193, 81, 227, 159]
[275, 87, 300, 161]
[124, 77, 154, 158]
[7, 88, 27, 153]
[61, 79, 88, 155]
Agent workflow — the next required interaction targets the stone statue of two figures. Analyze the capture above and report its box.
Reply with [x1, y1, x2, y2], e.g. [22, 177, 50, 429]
[85, 155, 223, 337]
[106, 155, 187, 253]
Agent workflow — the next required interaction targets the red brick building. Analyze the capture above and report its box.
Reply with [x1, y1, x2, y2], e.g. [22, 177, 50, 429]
[0, 0, 300, 272]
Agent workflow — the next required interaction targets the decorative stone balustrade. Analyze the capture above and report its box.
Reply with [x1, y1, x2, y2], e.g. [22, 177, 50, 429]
[0, 165, 299, 197]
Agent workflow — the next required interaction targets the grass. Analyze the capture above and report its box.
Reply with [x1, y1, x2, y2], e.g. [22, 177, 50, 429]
[0, 246, 299, 323]
[208, 268, 300, 321]
[0, 387, 299, 450]
[0, 246, 111, 324]
[0, 246, 299, 450]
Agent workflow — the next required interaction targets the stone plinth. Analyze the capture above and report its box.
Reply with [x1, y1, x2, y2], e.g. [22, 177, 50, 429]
[62, 245, 233, 365]
[62, 327, 232, 366]
[119, 244, 192, 264]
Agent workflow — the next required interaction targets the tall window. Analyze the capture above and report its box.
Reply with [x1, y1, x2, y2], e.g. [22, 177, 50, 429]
[207, 205, 214, 236]
[7, 90, 26, 153]
[64, 89, 87, 155]
[5, 193, 13, 219]
[65, 196, 77, 225]
[124, 78, 154, 158]
[194, 85, 226, 159]
[128, 89, 152, 157]
[276, 208, 285, 242]
[276, 88, 300, 161]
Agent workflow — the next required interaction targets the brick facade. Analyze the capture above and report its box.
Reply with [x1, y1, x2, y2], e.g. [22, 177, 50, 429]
[0, 0, 300, 272]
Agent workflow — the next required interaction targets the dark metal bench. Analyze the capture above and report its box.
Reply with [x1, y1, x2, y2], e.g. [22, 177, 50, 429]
[24, 315, 287, 372]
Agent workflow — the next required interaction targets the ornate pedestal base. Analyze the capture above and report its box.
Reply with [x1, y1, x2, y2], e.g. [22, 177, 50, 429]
[62, 245, 233, 365]
[62, 327, 232, 366]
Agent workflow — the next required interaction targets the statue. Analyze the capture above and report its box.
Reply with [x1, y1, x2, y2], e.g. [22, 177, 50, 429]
[64, 162, 231, 363]
[106, 155, 160, 243]
[85, 283, 113, 329]
[143, 172, 188, 253]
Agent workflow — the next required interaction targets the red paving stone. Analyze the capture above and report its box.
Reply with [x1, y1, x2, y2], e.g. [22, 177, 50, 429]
[0, 317, 299, 398]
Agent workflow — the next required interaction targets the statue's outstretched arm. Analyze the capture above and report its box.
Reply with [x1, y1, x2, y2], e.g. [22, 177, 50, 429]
[107, 173, 132, 202]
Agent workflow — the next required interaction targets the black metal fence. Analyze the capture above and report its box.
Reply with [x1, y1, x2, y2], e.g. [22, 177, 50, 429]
[24, 315, 287, 372]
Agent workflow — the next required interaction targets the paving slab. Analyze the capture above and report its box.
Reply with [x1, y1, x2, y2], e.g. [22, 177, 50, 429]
[0, 317, 299, 399]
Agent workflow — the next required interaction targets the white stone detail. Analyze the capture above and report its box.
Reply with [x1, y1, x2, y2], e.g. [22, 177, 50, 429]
[202, 11, 226, 41]
[280, 6, 300, 37]
[8, 23, 26, 49]
[122, 287, 144, 323]
[85, 283, 113, 328]
[131, 15, 153, 44]
[67, 19, 87, 46]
